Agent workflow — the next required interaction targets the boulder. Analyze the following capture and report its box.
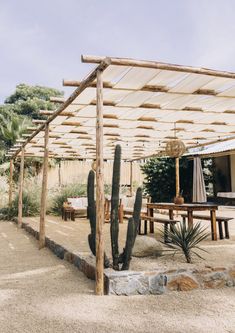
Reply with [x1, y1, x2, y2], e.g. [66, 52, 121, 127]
[132, 236, 163, 257]
[167, 274, 199, 291]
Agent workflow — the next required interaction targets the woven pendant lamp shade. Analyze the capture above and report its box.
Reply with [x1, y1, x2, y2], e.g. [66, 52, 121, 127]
[165, 139, 186, 158]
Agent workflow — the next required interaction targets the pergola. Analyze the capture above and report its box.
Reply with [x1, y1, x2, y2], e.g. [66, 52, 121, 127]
[6, 55, 235, 294]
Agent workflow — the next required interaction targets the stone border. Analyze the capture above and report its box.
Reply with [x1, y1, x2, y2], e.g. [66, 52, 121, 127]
[105, 266, 235, 295]
[20, 221, 235, 295]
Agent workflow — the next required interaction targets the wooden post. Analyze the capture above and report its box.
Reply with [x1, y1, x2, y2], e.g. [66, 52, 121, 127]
[58, 160, 61, 187]
[95, 69, 104, 295]
[175, 157, 180, 197]
[130, 161, 133, 196]
[39, 124, 49, 249]
[8, 159, 14, 206]
[210, 209, 217, 241]
[18, 148, 25, 227]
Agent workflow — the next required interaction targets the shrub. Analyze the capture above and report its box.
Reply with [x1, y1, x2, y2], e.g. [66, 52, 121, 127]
[50, 183, 86, 215]
[0, 188, 40, 220]
[141, 157, 193, 202]
[162, 222, 209, 263]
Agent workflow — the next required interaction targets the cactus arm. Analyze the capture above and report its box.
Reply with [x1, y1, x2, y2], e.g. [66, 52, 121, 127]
[87, 170, 110, 268]
[110, 145, 121, 270]
[132, 187, 142, 235]
[121, 218, 135, 270]
[121, 187, 142, 270]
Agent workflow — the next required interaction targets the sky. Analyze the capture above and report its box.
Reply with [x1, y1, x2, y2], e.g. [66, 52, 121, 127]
[1, 0, 235, 102]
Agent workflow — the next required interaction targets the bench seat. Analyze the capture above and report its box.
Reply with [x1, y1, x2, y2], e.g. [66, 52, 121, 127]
[139, 214, 179, 243]
[181, 213, 233, 239]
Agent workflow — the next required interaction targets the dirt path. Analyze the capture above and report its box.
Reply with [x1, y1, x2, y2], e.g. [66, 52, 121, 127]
[0, 221, 235, 333]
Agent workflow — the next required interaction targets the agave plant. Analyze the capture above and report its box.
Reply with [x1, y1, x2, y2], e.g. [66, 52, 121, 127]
[162, 222, 209, 263]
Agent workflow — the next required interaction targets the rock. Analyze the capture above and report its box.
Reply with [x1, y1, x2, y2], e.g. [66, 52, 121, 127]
[167, 274, 199, 291]
[109, 275, 149, 295]
[229, 269, 235, 279]
[149, 274, 166, 295]
[203, 271, 227, 289]
[132, 236, 163, 257]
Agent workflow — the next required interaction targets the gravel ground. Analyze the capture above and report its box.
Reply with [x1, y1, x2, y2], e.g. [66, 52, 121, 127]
[24, 205, 235, 271]
[0, 220, 235, 333]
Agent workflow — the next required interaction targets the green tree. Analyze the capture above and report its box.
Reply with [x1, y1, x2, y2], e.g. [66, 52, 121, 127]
[4, 83, 63, 119]
[141, 157, 193, 202]
[0, 83, 63, 163]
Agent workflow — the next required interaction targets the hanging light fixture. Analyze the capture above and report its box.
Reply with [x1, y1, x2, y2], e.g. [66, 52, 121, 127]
[165, 123, 186, 157]
[164, 124, 186, 204]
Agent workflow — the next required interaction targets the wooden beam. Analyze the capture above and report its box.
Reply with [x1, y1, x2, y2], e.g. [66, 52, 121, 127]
[32, 120, 46, 125]
[39, 110, 54, 115]
[8, 159, 14, 206]
[18, 148, 25, 228]
[95, 69, 104, 295]
[39, 124, 49, 249]
[50, 97, 66, 103]
[58, 160, 62, 187]
[16, 139, 26, 143]
[10, 59, 111, 159]
[175, 157, 180, 197]
[81, 55, 235, 79]
[63, 79, 112, 88]
[130, 161, 133, 196]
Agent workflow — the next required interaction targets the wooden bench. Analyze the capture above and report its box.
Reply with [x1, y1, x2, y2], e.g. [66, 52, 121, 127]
[181, 214, 232, 239]
[62, 205, 75, 221]
[141, 214, 180, 243]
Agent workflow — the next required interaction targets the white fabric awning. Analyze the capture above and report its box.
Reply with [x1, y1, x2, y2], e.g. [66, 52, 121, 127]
[7, 56, 235, 160]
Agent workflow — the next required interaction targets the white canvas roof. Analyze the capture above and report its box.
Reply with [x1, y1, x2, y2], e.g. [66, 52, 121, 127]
[7, 55, 235, 160]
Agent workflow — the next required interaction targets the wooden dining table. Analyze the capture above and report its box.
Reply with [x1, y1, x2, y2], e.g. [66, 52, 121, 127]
[147, 202, 218, 241]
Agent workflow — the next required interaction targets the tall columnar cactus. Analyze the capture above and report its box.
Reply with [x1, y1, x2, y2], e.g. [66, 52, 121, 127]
[87, 170, 109, 268]
[110, 144, 121, 270]
[120, 187, 142, 270]
[87, 170, 96, 256]
[87, 145, 142, 271]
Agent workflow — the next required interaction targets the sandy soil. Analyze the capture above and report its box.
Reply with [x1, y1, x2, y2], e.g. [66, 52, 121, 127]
[0, 221, 235, 333]
[24, 205, 235, 271]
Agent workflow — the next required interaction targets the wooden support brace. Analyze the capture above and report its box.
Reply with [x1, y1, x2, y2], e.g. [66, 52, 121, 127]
[95, 69, 104, 295]
[175, 157, 180, 197]
[8, 159, 14, 207]
[18, 148, 25, 227]
[130, 161, 133, 196]
[39, 124, 49, 249]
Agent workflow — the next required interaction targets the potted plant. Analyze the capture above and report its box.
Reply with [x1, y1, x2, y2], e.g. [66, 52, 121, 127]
[174, 190, 184, 205]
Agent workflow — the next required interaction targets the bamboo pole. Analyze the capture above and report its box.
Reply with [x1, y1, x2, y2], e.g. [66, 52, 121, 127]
[18, 148, 25, 228]
[58, 160, 61, 187]
[95, 69, 104, 295]
[11, 59, 111, 160]
[8, 159, 14, 207]
[130, 161, 133, 196]
[82, 55, 235, 79]
[39, 124, 49, 249]
[175, 157, 180, 197]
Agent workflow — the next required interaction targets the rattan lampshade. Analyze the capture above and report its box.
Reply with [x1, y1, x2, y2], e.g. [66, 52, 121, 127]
[165, 139, 186, 157]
